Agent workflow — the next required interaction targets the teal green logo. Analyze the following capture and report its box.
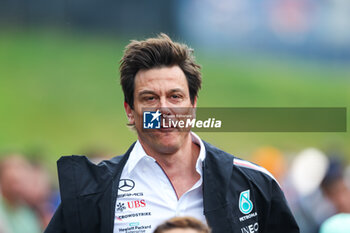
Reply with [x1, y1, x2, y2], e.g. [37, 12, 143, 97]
[129, 222, 139, 227]
[239, 190, 253, 214]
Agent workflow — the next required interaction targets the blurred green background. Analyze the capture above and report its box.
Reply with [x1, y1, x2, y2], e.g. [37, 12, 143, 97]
[1, 28, 349, 171]
[1, 2, 350, 232]
[1, 0, 350, 173]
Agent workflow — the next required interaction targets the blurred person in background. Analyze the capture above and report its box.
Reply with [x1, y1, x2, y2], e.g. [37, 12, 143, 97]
[250, 146, 287, 184]
[286, 152, 350, 233]
[0, 155, 41, 233]
[318, 157, 350, 233]
[22, 163, 57, 229]
[319, 213, 350, 233]
[153, 216, 211, 233]
[320, 158, 350, 214]
[284, 148, 333, 233]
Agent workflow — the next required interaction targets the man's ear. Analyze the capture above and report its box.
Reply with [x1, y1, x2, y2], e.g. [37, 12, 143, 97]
[124, 102, 135, 125]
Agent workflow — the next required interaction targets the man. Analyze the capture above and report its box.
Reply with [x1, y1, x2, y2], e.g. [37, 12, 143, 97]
[45, 34, 299, 233]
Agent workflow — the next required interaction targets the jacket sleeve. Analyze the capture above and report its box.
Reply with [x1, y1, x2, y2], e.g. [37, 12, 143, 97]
[44, 204, 67, 233]
[44, 156, 79, 233]
[264, 181, 300, 233]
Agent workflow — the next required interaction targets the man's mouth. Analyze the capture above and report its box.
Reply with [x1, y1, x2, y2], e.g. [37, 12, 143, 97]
[159, 125, 177, 132]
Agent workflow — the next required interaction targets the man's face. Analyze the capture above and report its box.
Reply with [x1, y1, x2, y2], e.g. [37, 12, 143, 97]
[124, 65, 196, 155]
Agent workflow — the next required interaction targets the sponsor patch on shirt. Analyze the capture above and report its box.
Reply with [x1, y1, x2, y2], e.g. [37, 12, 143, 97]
[117, 212, 152, 220]
[240, 222, 259, 233]
[118, 223, 152, 233]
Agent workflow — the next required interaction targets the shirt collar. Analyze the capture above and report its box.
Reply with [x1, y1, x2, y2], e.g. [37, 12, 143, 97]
[124, 132, 206, 176]
[125, 139, 155, 175]
[191, 132, 206, 176]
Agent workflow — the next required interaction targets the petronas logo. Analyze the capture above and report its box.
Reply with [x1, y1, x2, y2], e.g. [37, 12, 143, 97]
[239, 190, 253, 214]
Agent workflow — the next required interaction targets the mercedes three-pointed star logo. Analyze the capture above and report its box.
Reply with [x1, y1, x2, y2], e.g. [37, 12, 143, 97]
[118, 179, 135, 191]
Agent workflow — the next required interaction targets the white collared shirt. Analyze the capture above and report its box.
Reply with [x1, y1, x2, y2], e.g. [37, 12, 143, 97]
[113, 132, 206, 233]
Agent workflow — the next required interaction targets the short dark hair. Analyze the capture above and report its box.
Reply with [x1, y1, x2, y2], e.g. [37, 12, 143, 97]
[120, 33, 202, 109]
[153, 217, 211, 233]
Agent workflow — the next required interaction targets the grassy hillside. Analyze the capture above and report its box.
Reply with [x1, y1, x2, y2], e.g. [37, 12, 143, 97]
[0, 30, 349, 169]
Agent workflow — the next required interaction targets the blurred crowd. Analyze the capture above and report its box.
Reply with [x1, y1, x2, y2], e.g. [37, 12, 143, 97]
[250, 147, 350, 233]
[0, 146, 349, 233]
[0, 155, 60, 233]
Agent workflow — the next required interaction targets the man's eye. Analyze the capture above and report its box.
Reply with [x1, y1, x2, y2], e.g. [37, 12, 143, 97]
[171, 95, 180, 99]
[144, 96, 155, 101]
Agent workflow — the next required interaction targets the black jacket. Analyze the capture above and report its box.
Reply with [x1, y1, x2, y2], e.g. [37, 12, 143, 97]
[45, 141, 299, 233]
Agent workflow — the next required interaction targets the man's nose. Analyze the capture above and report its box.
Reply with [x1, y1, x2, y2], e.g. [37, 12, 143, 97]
[159, 96, 169, 108]
[159, 97, 172, 115]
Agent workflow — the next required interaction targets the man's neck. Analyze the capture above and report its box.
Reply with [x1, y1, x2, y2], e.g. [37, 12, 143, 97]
[138, 134, 198, 167]
[138, 134, 201, 199]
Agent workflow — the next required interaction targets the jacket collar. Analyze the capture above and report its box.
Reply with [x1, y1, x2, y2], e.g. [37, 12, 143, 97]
[105, 142, 135, 233]
[202, 140, 234, 212]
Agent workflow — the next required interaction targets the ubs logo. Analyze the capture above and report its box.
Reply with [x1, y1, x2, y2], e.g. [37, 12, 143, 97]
[119, 179, 135, 192]
[127, 199, 146, 209]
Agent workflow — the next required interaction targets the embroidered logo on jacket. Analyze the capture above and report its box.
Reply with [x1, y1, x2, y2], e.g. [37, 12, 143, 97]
[116, 202, 126, 212]
[119, 179, 135, 191]
[239, 190, 253, 214]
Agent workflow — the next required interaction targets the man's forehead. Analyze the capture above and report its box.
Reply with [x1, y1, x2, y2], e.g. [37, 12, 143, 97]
[134, 66, 188, 92]
[135, 66, 185, 80]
